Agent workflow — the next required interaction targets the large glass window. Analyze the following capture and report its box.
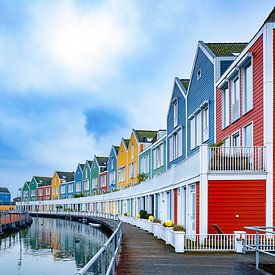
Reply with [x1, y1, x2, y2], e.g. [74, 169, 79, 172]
[243, 63, 253, 114]
[231, 76, 240, 122]
[202, 107, 209, 142]
[243, 123, 253, 147]
[173, 98, 178, 128]
[222, 86, 230, 128]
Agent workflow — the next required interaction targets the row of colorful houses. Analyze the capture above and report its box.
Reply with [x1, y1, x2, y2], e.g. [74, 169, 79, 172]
[19, 8, 275, 235]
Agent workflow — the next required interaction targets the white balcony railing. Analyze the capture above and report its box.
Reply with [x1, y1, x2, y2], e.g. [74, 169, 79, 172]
[208, 146, 265, 172]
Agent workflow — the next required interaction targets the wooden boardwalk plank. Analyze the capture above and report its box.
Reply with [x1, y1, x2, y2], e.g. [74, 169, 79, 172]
[117, 223, 270, 275]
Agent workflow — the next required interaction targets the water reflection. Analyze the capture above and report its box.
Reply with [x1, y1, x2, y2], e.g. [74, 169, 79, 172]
[0, 217, 108, 275]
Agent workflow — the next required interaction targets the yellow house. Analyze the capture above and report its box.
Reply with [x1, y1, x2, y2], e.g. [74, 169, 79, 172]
[117, 138, 129, 189]
[51, 171, 75, 200]
[128, 129, 158, 186]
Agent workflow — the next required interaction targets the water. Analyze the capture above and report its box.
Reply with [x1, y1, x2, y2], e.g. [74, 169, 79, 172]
[0, 217, 109, 275]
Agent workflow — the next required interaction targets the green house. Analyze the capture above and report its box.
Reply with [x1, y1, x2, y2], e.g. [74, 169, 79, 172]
[29, 177, 38, 201]
[22, 181, 30, 202]
[82, 160, 93, 196]
[91, 156, 108, 195]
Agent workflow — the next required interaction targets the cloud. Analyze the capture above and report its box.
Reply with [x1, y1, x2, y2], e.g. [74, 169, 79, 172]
[0, 0, 147, 93]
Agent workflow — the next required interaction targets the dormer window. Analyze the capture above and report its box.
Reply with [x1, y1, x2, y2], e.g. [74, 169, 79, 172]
[197, 69, 202, 81]
[173, 98, 178, 128]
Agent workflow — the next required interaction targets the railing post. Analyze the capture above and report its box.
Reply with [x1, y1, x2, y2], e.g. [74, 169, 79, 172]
[256, 229, 260, 269]
[101, 249, 106, 275]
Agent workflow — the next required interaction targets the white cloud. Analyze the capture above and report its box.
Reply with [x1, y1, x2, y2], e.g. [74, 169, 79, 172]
[0, 0, 147, 93]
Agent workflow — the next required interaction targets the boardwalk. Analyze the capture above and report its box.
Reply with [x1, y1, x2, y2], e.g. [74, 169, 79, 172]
[117, 223, 271, 275]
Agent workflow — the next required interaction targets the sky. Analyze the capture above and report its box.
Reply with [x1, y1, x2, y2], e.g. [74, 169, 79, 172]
[0, 0, 274, 198]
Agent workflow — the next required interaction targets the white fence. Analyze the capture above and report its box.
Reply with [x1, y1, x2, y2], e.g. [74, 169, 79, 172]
[184, 234, 235, 251]
[208, 146, 265, 172]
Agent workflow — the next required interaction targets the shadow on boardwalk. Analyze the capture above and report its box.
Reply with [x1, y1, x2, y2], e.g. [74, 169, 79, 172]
[117, 223, 271, 275]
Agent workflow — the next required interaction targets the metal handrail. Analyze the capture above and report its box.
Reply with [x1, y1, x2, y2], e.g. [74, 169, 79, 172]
[244, 226, 275, 269]
[76, 219, 122, 275]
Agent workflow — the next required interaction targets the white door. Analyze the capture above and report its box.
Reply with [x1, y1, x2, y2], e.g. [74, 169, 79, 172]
[188, 184, 196, 237]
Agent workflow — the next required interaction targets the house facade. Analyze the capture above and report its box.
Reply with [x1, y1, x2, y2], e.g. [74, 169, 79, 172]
[91, 156, 108, 195]
[82, 160, 93, 196]
[99, 170, 108, 194]
[108, 146, 119, 192]
[36, 177, 52, 201]
[22, 181, 30, 202]
[51, 171, 75, 200]
[75, 163, 85, 195]
[0, 187, 11, 203]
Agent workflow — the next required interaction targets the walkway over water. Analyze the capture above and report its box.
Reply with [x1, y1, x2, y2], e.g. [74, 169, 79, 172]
[117, 223, 269, 275]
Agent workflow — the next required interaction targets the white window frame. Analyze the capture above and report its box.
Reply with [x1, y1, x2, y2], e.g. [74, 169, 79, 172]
[242, 62, 253, 115]
[202, 107, 209, 142]
[197, 68, 202, 81]
[232, 131, 240, 147]
[222, 86, 230, 128]
[242, 122, 253, 147]
[169, 128, 182, 161]
[173, 98, 178, 128]
[190, 117, 196, 150]
[231, 75, 240, 122]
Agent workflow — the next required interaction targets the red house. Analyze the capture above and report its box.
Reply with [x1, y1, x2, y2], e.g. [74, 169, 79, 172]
[36, 177, 52, 201]
[99, 171, 108, 194]
[210, 8, 275, 233]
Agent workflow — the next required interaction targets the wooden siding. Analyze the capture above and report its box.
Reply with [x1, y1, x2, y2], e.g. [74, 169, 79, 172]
[196, 182, 200, 234]
[208, 180, 266, 234]
[167, 81, 187, 167]
[216, 35, 264, 146]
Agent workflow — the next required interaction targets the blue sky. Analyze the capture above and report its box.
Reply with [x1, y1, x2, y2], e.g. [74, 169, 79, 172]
[0, 0, 273, 198]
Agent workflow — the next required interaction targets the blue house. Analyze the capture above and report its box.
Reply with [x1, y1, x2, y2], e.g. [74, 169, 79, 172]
[108, 146, 119, 192]
[167, 78, 188, 168]
[187, 41, 247, 156]
[0, 187, 11, 203]
[75, 163, 85, 195]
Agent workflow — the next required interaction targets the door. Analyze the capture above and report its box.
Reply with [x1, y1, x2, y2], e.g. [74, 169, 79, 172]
[188, 184, 196, 238]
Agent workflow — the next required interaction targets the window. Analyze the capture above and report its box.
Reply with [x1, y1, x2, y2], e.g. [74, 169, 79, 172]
[100, 175, 106, 187]
[46, 188, 50, 195]
[202, 107, 209, 141]
[68, 184, 73, 193]
[110, 172, 116, 185]
[232, 132, 240, 147]
[190, 117, 196, 149]
[243, 63, 253, 114]
[129, 162, 136, 179]
[223, 137, 230, 147]
[85, 169, 88, 178]
[131, 144, 134, 159]
[38, 189, 43, 196]
[196, 111, 202, 146]
[231, 76, 240, 122]
[243, 123, 253, 147]
[169, 128, 182, 161]
[84, 180, 89, 191]
[76, 182, 81, 192]
[31, 190, 35, 197]
[111, 157, 114, 169]
[197, 69, 202, 81]
[92, 178, 98, 189]
[153, 143, 164, 169]
[60, 185, 66, 194]
[222, 86, 230, 128]
[141, 155, 149, 173]
[118, 167, 125, 182]
[173, 98, 178, 128]
[190, 111, 204, 150]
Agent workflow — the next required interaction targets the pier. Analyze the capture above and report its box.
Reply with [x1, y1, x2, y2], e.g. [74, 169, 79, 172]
[0, 211, 32, 234]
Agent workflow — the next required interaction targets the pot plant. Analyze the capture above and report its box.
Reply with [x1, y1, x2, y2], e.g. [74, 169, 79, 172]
[172, 224, 185, 253]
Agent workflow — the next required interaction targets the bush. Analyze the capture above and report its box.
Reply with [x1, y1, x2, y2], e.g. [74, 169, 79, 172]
[153, 218, 161, 224]
[137, 173, 148, 183]
[173, 224, 185, 232]
[124, 213, 128, 216]
[139, 210, 147, 219]
[163, 220, 173, 227]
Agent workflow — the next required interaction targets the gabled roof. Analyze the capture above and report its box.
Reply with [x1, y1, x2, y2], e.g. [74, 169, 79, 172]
[180, 79, 190, 90]
[204, 42, 248, 57]
[264, 7, 275, 23]
[96, 156, 108, 167]
[0, 187, 10, 193]
[86, 160, 93, 168]
[114, 146, 119, 154]
[79, 163, 85, 170]
[122, 138, 130, 148]
[134, 130, 158, 143]
[34, 176, 52, 187]
[56, 171, 75, 181]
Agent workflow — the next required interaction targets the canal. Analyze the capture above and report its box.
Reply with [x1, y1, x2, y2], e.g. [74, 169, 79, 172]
[0, 217, 109, 274]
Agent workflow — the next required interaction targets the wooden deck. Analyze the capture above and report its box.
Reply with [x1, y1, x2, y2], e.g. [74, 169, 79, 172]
[117, 223, 270, 275]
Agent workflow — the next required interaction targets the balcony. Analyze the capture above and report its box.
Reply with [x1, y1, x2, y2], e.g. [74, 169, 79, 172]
[208, 146, 265, 172]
